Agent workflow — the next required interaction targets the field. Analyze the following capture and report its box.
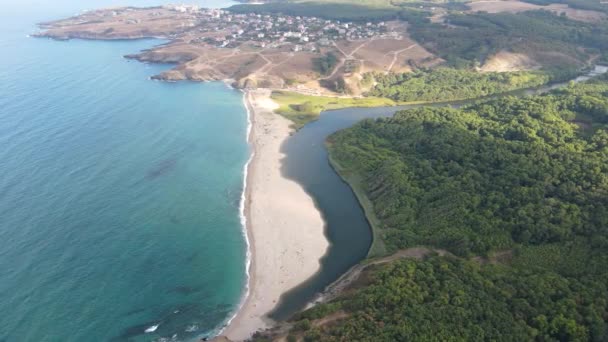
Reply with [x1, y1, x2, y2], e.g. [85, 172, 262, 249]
[467, 0, 607, 22]
[479, 51, 541, 72]
[336, 36, 440, 74]
[37, 7, 197, 40]
[270, 91, 395, 128]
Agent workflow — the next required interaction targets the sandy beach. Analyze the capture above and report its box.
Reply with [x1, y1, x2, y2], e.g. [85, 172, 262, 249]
[221, 89, 329, 341]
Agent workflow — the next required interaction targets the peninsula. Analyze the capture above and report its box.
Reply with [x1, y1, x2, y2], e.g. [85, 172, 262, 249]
[35, 4, 439, 93]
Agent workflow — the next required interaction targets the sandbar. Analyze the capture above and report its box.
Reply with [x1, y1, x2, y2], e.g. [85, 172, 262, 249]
[221, 89, 329, 341]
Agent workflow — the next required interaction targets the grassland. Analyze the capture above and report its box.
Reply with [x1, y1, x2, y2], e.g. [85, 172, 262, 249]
[270, 91, 395, 129]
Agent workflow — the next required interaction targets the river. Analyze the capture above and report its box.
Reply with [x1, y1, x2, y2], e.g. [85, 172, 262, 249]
[270, 64, 608, 319]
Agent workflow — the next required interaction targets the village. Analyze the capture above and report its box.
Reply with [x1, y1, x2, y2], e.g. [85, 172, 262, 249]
[115, 4, 399, 51]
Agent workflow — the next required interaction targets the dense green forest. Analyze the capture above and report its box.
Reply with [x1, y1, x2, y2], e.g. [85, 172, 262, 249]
[281, 255, 608, 341]
[329, 76, 608, 256]
[229, 0, 436, 22]
[366, 69, 559, 102]
[229, 0, 404, 21]
[250, 76, 608, 342]
[408, 10, 608, 68]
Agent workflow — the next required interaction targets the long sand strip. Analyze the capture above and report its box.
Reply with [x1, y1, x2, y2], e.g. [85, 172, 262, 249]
[222, 89, 329, 341]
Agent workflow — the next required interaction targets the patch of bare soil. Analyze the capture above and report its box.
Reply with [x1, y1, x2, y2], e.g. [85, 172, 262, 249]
[352, 38, 437, 73]
[265, 52, 319, 80]
[313, 311, 350, 328]
[531, 50, 585, 68]
[480, 51, 541, 72]
[572, 120, 593, 132]
[429, 8, 449, 23]
[471, 250, 514, 264]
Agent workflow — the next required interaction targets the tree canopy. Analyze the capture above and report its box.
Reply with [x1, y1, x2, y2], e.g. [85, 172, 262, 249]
[287, 255, 608, 342]
[329, 76, 608, 257]
[409, 10, 608, 68]
[366, 69, 556, 102]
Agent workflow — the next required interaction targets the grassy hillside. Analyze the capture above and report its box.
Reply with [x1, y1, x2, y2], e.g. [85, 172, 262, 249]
[521, 0, 608, 13]
[409, 10, 608, 68]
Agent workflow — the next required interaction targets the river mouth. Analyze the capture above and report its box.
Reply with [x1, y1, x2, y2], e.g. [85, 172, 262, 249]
[267, 65, 608, 320]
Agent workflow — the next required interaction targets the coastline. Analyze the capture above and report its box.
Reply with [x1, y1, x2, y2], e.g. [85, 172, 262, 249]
[216, 88, 255, 338]
[221, 89, 330, 341]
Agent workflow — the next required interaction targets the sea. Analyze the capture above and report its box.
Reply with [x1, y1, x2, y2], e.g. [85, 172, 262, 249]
[0, 0, 250, 341]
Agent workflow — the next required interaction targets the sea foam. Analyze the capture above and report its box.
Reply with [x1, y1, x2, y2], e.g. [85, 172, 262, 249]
[214, 89, 254, 338]
[145, 324, 159, 333]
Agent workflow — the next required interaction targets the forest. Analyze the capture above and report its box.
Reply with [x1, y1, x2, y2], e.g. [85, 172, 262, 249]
[253, 77, 608, 341]
[408, 10, 608, 68]
[229, 0, 405, 21]
[366, 69, 556, 102]
[282, 255, 608, 341]
[314, 52, 339, 76]
[329, 76, 608, 256]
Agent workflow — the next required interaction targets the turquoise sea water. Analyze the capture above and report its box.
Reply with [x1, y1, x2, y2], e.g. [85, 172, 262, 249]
[0, 1, 249, 341]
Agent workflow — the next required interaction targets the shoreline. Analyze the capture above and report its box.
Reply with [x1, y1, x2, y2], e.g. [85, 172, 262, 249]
[215, 89, 255, 338]
[220, 89, 330, 341]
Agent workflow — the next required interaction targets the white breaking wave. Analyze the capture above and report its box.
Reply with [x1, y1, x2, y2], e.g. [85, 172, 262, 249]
[145, 324, 159, 333]
[214, 89, 254, 338]
[185, 324, 198, 333]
